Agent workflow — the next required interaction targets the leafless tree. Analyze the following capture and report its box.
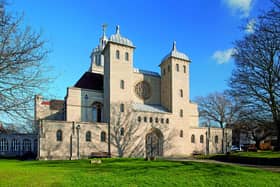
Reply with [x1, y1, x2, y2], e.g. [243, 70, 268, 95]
[110, 103, 141, 157]
[230, 1, 280, 148]
[195, 91, 242, 153]
[0, 2, 50, 125]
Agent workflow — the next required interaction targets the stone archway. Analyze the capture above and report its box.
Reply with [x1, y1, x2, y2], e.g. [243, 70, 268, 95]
[146, 128, 163, 158]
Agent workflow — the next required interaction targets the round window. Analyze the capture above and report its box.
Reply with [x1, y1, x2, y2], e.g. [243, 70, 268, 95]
[134, 81, 151, 100]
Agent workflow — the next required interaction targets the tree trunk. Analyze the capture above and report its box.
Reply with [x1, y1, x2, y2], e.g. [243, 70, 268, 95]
[255, 140, 261, 150]
[276, 121, 280, 150]
[222, 127, 225, 154]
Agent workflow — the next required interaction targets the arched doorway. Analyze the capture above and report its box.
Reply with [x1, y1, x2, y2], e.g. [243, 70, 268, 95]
[146, 128, 163, 158]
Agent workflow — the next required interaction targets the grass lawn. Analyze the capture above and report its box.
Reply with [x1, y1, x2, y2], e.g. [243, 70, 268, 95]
[230, 151, 280, 158]
[0, 158, 279, 187]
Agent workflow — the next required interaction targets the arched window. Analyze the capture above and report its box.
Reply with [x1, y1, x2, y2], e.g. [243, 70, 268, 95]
[0, 138, 8, 151]
[161, 118, 164, 124]
[191, 134, 195, 143]
[176, 64, 179, 72]
[180, 109, 183, 117]
[180, 89, 183, 97]
[56, 130, 62, 141]
[22, 139, 31, 152]
[183, 65, 186, 73]
[215, 135, 219, 144]
[149, 117, 153, 123]
[11, 139, 20, 152]
[125, 52, 129, 61]
[120, 103, 124, 112]
[180, 130, 183, 138]
[101, 131, 106, 142]
[155, 117, 159, 123]
[144, 116, 147, 122]
[92, 102, 103, 122]
[86, 131, 91, 142]
[120, 80, 125, 89]
[200, 135, 204, 143]
[116, 50, 120, 59]
[166, 118, 169, 124]
[137, 116, 141, 122]
[120, 128, 124, 136]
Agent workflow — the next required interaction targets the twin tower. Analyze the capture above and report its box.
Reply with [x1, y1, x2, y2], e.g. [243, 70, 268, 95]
[89, 25, 192, 122]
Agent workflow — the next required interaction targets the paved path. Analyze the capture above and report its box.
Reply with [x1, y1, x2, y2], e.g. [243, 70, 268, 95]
[166, 158, 280, 173]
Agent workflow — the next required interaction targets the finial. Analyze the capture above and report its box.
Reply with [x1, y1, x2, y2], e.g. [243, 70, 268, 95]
[116, 25, 120, 34]
[172, 41, 177, 51]
[102, 24, 107, 37]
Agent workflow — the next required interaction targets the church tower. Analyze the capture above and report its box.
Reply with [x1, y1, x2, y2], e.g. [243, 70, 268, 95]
[89, 24, 108, 74]
[160, 41, 191, 118]
[102, 25, 135, 122]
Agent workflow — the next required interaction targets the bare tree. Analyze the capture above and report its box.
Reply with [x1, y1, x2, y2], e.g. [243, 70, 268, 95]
[0, 2, 50, 125]
[195, 91, 241, 153]
[110, 103, 141, 157]
[230, 1, 280, 148]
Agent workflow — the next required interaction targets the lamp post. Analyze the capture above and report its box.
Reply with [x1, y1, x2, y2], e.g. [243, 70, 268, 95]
[76, 124, 80, 159]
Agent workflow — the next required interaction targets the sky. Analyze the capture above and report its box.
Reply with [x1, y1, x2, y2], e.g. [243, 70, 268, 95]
[8, 0, 273, 100]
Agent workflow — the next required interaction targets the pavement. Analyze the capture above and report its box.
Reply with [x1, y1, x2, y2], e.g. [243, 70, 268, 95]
[165, 158, 280, 173]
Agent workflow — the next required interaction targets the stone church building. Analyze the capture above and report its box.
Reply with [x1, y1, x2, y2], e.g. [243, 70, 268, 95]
[35, 25, 231, 160]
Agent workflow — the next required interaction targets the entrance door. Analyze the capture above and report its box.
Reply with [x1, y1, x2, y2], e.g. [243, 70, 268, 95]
[146, 129, 163, 158]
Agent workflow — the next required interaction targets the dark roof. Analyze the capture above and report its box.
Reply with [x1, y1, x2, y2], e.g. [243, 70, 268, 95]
[74, 72, 103, 91]
[50, 100, 64, 110]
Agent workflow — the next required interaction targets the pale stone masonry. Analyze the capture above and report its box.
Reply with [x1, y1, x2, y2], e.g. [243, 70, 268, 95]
[35, 25, 232, 160]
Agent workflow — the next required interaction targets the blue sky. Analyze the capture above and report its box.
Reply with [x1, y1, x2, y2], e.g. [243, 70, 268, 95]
[9, 0, 272, 100]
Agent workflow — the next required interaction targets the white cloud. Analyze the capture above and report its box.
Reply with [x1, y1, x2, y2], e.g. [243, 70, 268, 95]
[223, 0, 253, 17]
[245, 19, 255, 33]
[212, 48, 234, 64]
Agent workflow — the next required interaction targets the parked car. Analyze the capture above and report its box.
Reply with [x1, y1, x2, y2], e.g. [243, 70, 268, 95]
[231, 145, 242, 152]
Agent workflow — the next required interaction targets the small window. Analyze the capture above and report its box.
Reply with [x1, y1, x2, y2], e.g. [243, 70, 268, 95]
[144, 116, 147, 122]
[120, 103, 124, 112]
[101, 131, 106, 142]
[120, 127, 124, 136]
[166, 118, 169, 124]
[125, 52, 129, 61]
[120, 80, 125, 89]
[180, 109, 183, 117]
[176, 64, 179, 72]
[155, 117, 159, 123]
[149, 117, 153, 123]
[215, 135, 219, 144]
[200, 135, 204, 143]
[191, 134, 195, 143]
[56, 130, 62, 141]
[168, 65, 170, 72]
[180, 89, 183, 97]
[86, 131, 91, 142]
[161, 118, 164, 124]
[138, 116, 141, 122]
[183, 65, 186, 73]
[180, 130, 183, 138]
[163, 68, 166, 75]
[116, 50, 120, 59]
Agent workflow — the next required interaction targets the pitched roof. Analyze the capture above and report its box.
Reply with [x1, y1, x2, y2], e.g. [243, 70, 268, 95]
[74, 72, 103, 91]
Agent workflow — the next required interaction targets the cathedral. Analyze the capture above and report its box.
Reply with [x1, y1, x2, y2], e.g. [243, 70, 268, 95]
[35, 25, 231, 160]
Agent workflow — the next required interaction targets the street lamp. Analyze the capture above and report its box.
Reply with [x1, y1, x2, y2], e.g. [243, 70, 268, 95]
[76, 124, 80, 159]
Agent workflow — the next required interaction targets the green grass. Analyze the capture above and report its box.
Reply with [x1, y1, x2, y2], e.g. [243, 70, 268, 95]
[0, 158, 279, 187]
[230, 151, 280, 158]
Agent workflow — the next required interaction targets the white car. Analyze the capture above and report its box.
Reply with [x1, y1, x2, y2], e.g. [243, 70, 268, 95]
[231, 145, 242, 152]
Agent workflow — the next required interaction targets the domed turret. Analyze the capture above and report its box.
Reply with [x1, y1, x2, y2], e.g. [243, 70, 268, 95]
[109, 25, 134, 48]
[162, 41, 190, 62]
